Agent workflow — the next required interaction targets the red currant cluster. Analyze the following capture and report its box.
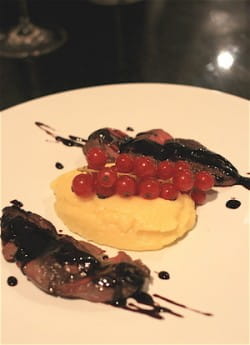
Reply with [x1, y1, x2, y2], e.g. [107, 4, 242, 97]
[71, 147, 215, 205]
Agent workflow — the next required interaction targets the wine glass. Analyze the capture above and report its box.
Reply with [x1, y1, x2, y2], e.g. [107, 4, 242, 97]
[0, 0, 67, 58]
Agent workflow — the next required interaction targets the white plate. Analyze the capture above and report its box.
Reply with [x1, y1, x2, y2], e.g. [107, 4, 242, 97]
[1, 83, 249, 344]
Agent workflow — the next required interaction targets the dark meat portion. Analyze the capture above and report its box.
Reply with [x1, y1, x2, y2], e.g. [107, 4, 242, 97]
[1, 205, 150, 303]
[83, 128, 132, 162]
[35, 123, 249, 189]
[83, 128, 173, 161]
[134, 129, 173, 145]
[119, 135, 250, 189]
[84, 127, 249, 189]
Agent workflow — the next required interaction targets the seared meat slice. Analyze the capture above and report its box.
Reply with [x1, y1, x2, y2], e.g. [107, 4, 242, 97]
[83, 128, 132, 161]
[83, 127, 249, 189]
[134, 129, 173, 145]
[1, 205, 150, 303]
[119, 136, 250, 189]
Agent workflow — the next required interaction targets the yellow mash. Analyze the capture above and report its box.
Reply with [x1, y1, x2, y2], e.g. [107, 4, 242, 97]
[51, 170, 197, 251]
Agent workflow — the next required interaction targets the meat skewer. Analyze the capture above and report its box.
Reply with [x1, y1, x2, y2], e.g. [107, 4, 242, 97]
[35, 122, 249, 189]
[85, 128, 250, 189]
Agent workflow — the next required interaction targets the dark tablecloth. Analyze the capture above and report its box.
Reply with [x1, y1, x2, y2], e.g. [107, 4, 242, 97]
[0, 0, 249, 110]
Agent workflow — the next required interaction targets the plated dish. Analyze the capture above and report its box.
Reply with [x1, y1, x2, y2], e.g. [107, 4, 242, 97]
[1, 84, 249, 344]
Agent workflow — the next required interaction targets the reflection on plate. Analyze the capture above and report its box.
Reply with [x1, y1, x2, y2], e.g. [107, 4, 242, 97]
[1, 84, 249, 344]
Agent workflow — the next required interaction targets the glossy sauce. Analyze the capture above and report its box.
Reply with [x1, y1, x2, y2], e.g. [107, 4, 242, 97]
[112, 291, 183, 319]
[120, 138, 250, 189]
[35, 122, 85, 148]
[35, 121, 250, 189]
[123, 291, 183, 319]
[158, 271, 170, 280]
[55, 162, 64, 169]
[153, 294, 213, 316]
[226, 199, 241, 209]
[2, 206, 213, 320]
[7, 276, 18, 286]
[126, 127, 134, 132]
[55, 136, 84, 147]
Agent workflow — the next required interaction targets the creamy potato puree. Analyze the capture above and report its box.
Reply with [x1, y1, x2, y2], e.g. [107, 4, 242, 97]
[51, 170, 197, 251]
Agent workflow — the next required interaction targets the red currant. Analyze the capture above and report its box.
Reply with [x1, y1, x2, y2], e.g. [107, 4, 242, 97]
[191, 189, 206, 205]
[173, 170, 194, 192]
[194, 171, 215, 191]
[160, 183, 179, 200]
[97, 167, 117, 188]
[86, 147, 107, 169]
[115, 175, 137, 197]
[138, 178, 160, 199]
[115, 153, 135, 173]
[134, 156, 157, 178]
[157, 160, 175, 180]
[72, 173, 94, 197]
[174, 160, 191, 173]
[95, 184, 115, 199]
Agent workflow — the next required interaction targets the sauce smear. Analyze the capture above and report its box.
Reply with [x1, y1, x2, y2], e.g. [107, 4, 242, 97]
[153, 294, 213, 316]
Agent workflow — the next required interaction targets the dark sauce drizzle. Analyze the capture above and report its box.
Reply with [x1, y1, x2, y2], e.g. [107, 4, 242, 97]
[68, 135, 87, 144]
[7, 276, 18, 286]
[55, 162, 64, 169]
[112, 291, 213, 319]
[55, 136, 84, 147]
[153, 294, 213, 316]
[111, 291, 183, 319]
[226, 199, 241, 209]
[35, 122, 86, 148]
[35, 121, 250, 189]
[3, 203, 213, 321]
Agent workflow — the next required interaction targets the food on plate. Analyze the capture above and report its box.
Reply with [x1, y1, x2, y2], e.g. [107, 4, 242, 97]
[83, 127, 250, 189]
[1, 203, 212, 319]
[35, 122, 249, 251]
[51, 169, 197, 251]
[35, 122, 249, 189]
[1, 204, 150, 303]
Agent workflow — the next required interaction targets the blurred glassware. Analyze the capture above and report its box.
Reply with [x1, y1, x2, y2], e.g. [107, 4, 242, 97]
[88, 0, 143, 5]
[0, 0, 67, 58]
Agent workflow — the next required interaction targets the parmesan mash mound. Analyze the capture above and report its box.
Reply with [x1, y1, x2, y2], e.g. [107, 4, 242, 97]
[51, 170, 197, 251]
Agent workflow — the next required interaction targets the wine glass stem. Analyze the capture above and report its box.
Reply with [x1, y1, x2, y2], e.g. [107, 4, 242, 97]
[18, 0, 32, 31]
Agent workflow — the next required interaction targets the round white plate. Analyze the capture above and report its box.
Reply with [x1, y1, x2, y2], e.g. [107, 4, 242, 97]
[1, 83, 249, 344]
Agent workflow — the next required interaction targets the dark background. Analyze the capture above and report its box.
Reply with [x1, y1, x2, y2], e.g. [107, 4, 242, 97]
[0, 0, 249, 110]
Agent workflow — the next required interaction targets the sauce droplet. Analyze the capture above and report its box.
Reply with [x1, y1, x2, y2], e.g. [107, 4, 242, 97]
[226, 199, 241, 209]
[158, 271, 170, 280]
[126, 126, 134, 132]
[7, 276, 18, 286]
[55, 162, 64, 169]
